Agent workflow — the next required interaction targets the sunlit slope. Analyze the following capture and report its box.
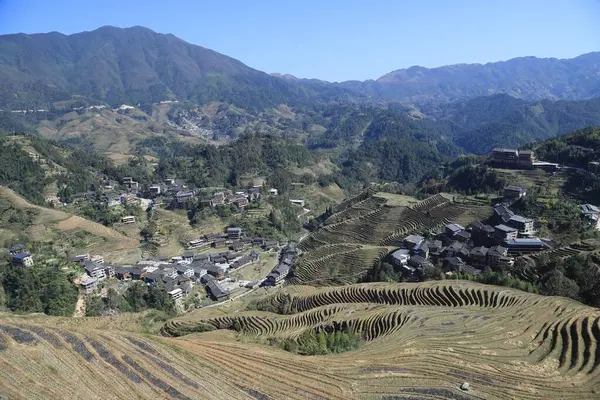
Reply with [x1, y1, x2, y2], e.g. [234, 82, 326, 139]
[1, 281, 597, 399]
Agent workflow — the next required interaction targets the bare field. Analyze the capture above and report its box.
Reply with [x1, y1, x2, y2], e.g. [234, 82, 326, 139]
[2, 281, 599, 399]
[0, 187, 140, 263]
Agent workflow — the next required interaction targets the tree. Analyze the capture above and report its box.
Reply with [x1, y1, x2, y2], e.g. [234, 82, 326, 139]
[125, 281, 148, 312]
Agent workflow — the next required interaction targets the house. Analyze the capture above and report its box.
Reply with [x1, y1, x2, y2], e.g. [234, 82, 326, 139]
[183, 251, 195, 261]
[188, 238, 208, 249]
[193, 253, 211, 263]
[263, 240, 279, 251]
[408, 255, 433, 270]
[129, 267, 144, 280]
[454, 230, 472, 243]
[206, 280, 230, 301]
[441, 241, 465, 258]
[200, 274, 216, 284]
[121, 215, 136, 224]
[487, 246, 512, 269]
[106, 194, 122, 207]
[192, 267, 208, 279]
[266, 264, 291, 286]
[83, 260, 106, 279]
[212, 238, 227, 248]
[507, 215, 535, 237]
[164, 178, 175, 186]
[249, 250, 260, 262]
[90, 255, 104, 264]
[290, 199, 305, 207]
[505, 238, 551, 254]
[12, 252, 34, 267]
[490, 148, 534, 168]
[80, 278, 98, 294]
[162, 267, 178, 279]
[588, 161, 600, 173]
[504, 185, 527, 200]
[168, 288, 184, 302]
[71, 254, 90, 264]
[269, 188, 278, 196]
[403, 235, 425, 250]
[412, 241, 429, 259]
[149, 185, 161, 195]
[230, 241, 246, 252]
[391, 249, 410, 266]
[427, 240, 444, 260]
[234, 197, 249, 208]
[470, 221, 496, 243]
[493, 205, 515, 224]
[122, 177, 133, 184]
[581, 204, 600, 230]
[205, 263, 227, 279]
[9, 244, 25, 255]
[175, 264, 195, 278]
[104, 265, 115, 278]
[461, 265, 482, 275]
[227, 227, 242, 240]
[445, 223, 465, 237]
[144, 271, 163, 284]
[494, 224, 518, 242]
[469, 246, 489, 267]
[443, 256, 466, 273]
[115, 266, 131, 280]
[176, 191, 195, 204]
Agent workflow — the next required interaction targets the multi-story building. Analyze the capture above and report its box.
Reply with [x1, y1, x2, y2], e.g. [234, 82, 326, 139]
[507, 215, 535, 237]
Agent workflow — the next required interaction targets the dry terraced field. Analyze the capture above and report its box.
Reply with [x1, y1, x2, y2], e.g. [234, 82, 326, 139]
[2, 281, 600, 399]
[295, 192, 470, 285]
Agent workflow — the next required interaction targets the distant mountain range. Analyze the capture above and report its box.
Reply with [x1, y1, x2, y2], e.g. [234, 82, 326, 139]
[337, 52, 600, 103]
[0, 26, 599, 110]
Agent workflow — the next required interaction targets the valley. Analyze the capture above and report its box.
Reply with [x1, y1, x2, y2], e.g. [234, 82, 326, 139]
[0, 20, 600, 400]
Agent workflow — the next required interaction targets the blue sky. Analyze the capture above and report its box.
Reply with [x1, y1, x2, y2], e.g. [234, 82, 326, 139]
[0, 0, 598, 81]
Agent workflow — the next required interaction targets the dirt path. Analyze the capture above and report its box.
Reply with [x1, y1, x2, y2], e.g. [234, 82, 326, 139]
[72, 276, 86, 317]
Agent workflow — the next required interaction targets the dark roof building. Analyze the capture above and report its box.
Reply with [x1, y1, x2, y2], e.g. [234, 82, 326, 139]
[206, 280, 230, 300]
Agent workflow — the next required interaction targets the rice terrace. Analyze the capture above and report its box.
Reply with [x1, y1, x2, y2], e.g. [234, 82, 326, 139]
[0, 191, 599, 399]
[1, 280, 600, 399]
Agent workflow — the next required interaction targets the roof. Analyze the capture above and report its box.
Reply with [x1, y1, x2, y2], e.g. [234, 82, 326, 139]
[471, 221, 495, 233]
[83, 260, 103, 272]
[408, 255, 430, 267]
[492, 148, 518, 153]
[176, 191, 194, 197]
[581, 204, 600, 214]
[519, 150, 534, 155]
[404, 235, 424, 244]
[488, 245, 508, 256]
[183, 251, 195, 258]
[470, 246, 489, 256]
[461, 265, 482, 275]
[446, 223, 465, 233]
[444, 256, 465, 266]
[391, 249, 410, 260]
[12, 252, 31, 260]
[206, 280, 229, 298]
[509, 215, 534, 224]
[9, 244, 24, 252]
[495, 224, 518, 233]
[455, 230, 471, 239]
[505, 238, 550, 247]
[227, 227, 242, 232]
[175, 264, 192, 273]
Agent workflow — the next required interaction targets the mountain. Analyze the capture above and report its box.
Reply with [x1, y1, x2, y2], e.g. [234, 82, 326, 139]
[337, 53, 600, 103]
[419, 94, 600, 154]
[0, 26, 355, 111]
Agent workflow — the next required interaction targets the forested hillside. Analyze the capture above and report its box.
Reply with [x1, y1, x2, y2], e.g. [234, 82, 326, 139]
[337, 52, 600, 103]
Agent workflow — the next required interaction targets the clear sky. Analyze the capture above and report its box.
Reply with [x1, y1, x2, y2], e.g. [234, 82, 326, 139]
[0, 0, 598, 81]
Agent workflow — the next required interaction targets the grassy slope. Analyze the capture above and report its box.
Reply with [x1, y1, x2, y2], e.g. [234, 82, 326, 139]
[0, 187, 140, 263]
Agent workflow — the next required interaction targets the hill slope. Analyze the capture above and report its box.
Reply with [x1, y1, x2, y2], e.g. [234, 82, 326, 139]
[0, 26, 352, 110]
[338, 52, 600, 103]
[1, 281, 599, 399]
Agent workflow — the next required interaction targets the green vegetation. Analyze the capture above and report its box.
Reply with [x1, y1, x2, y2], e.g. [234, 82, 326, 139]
[0, 247, 78, 316]
[275, 327, 362, 355]
[122, 281, 176, 316]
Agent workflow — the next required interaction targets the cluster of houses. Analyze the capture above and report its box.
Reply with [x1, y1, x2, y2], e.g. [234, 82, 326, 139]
[74, 245, 263, 301]
[187, 228, 280, 252]
[264, 243, 298, 286]
[75, 227, 282, 303]
[390, 204, 552, 280]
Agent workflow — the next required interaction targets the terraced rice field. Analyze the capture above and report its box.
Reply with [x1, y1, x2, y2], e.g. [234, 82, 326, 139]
[158, 281, 600, 399]
[296, 193, 469, 284]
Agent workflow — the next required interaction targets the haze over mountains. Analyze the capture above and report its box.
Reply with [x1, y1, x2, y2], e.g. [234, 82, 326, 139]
[0, 25, 599, 110]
